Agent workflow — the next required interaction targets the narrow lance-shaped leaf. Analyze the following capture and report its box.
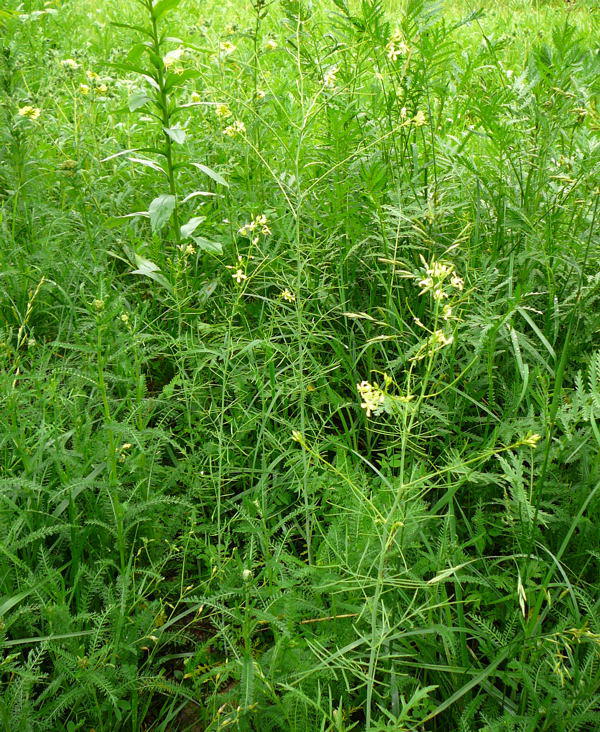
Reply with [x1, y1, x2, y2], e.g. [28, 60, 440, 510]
[190, 162, 229, 187]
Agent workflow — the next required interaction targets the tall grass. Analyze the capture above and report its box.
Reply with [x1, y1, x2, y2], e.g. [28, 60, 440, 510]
[1, 0, 599, 729]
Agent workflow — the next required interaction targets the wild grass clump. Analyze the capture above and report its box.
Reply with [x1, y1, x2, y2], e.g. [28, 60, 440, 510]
[1, 0, 599, 729]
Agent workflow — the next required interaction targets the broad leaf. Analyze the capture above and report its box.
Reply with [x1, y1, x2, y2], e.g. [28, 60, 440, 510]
[129, 93, 151, 112]
[164, 125, 186, 144]
[180, 216, 205, 238]
[192, 236, 223, 254]
[130, 254, 173, 292]
[152, 0, 181, 20]
[101, 148, 141, 163]
[141, 73, 160, 91]
[149, 194, 176, 233]
[164, 69, 200, 92]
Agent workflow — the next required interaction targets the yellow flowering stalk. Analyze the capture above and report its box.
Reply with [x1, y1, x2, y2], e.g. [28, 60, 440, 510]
[387, 30, 410, 62]
[357, 380, 385, 418]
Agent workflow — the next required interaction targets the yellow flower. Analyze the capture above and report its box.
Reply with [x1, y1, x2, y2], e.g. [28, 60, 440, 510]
[239, 214, 270, 237]
[323, 65, 338, 89]
[450, 273, 464, 290]
[18, 105, 41, 120]
[412, 110, 427, 127]
[521, 433, 542, 448]
[219, 41, 237, 56]
[79, 84, 90, 95]
[231, 268, 247, 284]
[96, 83, 108, 94]
[86, 70, 100, 81]
[222, 120, 246, 137]
[215, 103, 232, 119]
[357, 380, 385, 418]
[190, 91, 202, 103]
[92, 299, 105, 311]
[387, 31, 410, 62]
[280, 289, 296, 303]
[60, 58, 80, 70]
[264, 38, 278, 51]
[431, 329, 453, 348]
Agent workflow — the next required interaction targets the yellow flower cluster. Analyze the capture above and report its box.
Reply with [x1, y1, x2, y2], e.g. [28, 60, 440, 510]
[418, 257, 464, 301]
[18, 105, 41, 120]
[219, 41, 237, 56]
[223, 119, 246, 137]
[387, 30, 410, 62]
[79, 70, 108, 95]
[226, 255, 254, 285]
[323, 65, 339, 89]
[60, 58, 80, 70]
[357, 380, 385, 418]
[215, 103, 232, 119]
[238, 214, 270, 243]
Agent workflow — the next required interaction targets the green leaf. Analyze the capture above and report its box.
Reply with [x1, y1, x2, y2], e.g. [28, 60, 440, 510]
[100, 148, 141, 162]
[127, 157, 166, 174]
[164, 125, 186, 144]
[191, 162, 229, 187]
[148, 194, 176, 233]
[130, 254, 173, 292]
[141, 73, 161, 91]
[182, 190, 218, 202]
[152, 0, 181, 20]
[180, 216, 205, 238]
[110, 21, 153, 39]
[126, 42, 149, 65]
[192, 236, 222, 254]
[164, 69, 200, 92]
[129, 92, 152, 112]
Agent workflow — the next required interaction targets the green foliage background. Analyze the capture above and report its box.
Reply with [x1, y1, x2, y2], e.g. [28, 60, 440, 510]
[0, 0, 599, 729]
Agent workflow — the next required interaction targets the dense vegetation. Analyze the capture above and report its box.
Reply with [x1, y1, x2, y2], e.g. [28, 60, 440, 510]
[1, 0, 599, 729]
